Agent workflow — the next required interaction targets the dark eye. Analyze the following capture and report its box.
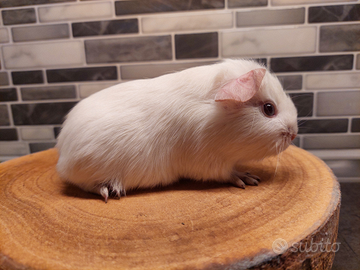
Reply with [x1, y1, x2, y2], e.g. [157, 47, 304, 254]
[263, 103, 276, 117]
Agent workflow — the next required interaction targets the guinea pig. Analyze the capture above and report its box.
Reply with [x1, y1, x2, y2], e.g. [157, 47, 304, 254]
[56, 59, 298, 202]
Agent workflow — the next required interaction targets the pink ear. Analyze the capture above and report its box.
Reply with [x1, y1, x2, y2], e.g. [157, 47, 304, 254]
[215, 68, 266, 103]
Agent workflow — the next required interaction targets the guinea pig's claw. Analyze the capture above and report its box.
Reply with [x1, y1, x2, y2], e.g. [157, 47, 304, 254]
[231, 172, 261, 188]
[100, 186, 109, 203]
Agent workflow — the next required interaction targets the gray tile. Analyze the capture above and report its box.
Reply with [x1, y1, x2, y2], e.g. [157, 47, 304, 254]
[320, 24, 360, 52]
[0, 0, 75, 8]
[357, 54, 360, 69]
[29, 142, 56, 153]
[351, 118, 360, 132]
[2, 8, 36, 25]
[303, 135, 360, 149]
[317, 91, 360, 116]
[236, 8, 305, 27]
[324, 160, 360, 178]
[12, 24, 69, 42]
[47, 67, 118, 83]
[11, 102, 77, 125]
[0, 128, 18, 141]
[298, 119, 348, 134]
[309, 4, 360, 23]
[21, 85, 76, 101]
[85, 36, 172, 64]
[175, 32, 218, 59]
[120, 61, 217, 80]
[0, 88, 17, 102]
[278, 75, 302, 90]
[0, 105, 10, 126]
[228, 0, 267, 8]
[72, 19, 138, 37]
[0, 72, 9, 86]
[0, 142, 28, 156]
[271, 55, 353, 72]
[115, 0, 224, 16]
[0, 28, 9, 43]
[12, 70, 44, 85]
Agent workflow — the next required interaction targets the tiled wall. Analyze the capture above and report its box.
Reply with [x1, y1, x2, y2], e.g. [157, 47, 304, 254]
[0, 0, 359, 180]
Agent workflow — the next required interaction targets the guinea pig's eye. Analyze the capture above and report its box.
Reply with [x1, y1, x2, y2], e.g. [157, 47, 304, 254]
[262, 103, 277, 117]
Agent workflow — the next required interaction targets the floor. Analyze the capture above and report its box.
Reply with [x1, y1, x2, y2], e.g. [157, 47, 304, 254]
[332, 182, 360, 270]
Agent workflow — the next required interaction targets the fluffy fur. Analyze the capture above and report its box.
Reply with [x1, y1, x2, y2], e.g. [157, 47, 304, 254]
[56, 59, 298, 201]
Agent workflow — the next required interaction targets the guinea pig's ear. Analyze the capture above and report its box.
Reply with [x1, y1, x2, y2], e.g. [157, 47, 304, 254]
[215, 68, 266, 103]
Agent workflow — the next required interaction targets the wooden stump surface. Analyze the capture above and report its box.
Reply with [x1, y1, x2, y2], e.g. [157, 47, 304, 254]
[0, 146, 340, 270]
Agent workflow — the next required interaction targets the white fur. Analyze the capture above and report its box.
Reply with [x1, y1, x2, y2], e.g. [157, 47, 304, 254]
[56, 59, 298, 195]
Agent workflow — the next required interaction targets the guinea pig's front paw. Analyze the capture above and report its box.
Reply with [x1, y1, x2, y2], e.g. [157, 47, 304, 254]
[230, 172, 261, 189]
[95, 181, 126, 203]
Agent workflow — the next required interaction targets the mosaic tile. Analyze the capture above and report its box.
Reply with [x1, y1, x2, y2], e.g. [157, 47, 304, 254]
[0, 88, 17, 102]
[0, 72, 9, 86]
[0, 28, 9, 43]
[0, 128, 18, 141]
[277, 75, 302, 90]
[85, 36, 172, 64]
[29, 142, 56, 153]
[72, 19, 138, 37]
[115, 0, 224, 16]
[12, 102, 77, 125]
[47, 67, 118, 83]
[142, 12, 232, 33]
[309, 4, 360, 23]
[320, 24, 360, 52]
[21, 85, 76, 101]
[0, 142, 28, 156]
[120, 61, 217, 80]
[271, 55, 353, 73]
[305, 72, 360, 89]
[222, 27, 316, 57]
[298, 119, 348, 134]
[303, 135, 360, 149]
[20, 127, 55, 140]
[12, 70, 44, 85]
[236, 8, 305, 27]
[317, 91, 360, 116]
[352, 118, 360, 132]
[3, 41, 84, 69]
[2, 8, 36, 25]
[79, 82, 117, 98]
[175, 32, 218, 59]
[12, 24, 69, 42]
[0, 0, 75, 8]
[272, 0, 355, 6]
[228, 0, 267, 8]
[38, 2, 112, 22]
[0, 105, 9, 126]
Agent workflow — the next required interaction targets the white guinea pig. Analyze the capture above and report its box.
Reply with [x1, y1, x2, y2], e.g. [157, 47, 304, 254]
[56, 59, 298, 202]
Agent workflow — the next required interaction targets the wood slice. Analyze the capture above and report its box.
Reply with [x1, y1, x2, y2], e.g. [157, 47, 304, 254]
[0, 146, 340, 270]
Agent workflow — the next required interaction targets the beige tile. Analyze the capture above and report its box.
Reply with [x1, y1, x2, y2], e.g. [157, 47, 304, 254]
[271, 0, 355, 6]
[306, 73, 360, 89]
[2, 41, 85, 69]
[142, 12, 233, 33]
[20, 127, 54, 140]
[38, 2, 112, 23]
[236, 8, 305, 27]
[221, 27, 316, 57]
[317, 91, 360, 116]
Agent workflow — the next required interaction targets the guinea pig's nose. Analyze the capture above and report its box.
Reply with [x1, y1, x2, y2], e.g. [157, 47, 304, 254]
[291, 133, 297, 141]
